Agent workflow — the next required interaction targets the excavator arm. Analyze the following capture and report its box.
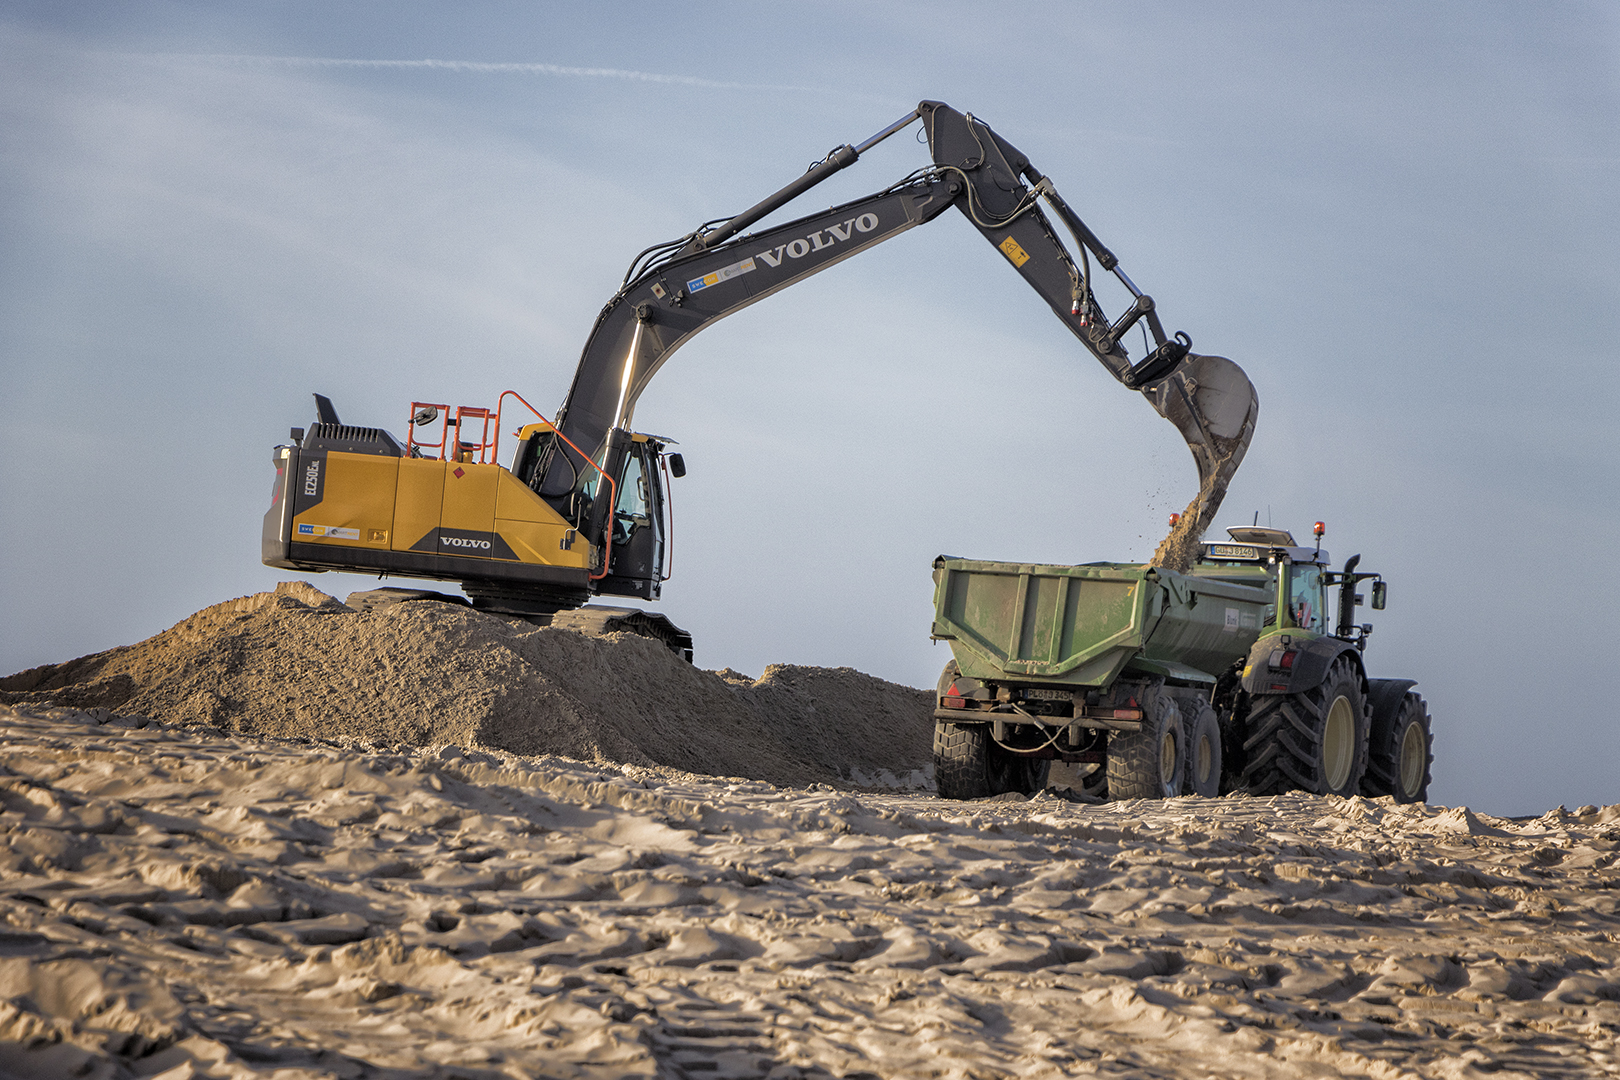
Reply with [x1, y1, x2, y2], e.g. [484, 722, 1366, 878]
[541, 101, 1258, 564]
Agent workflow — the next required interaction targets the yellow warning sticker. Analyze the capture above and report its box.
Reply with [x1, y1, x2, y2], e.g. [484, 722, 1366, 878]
[999, 236, 1031, 267]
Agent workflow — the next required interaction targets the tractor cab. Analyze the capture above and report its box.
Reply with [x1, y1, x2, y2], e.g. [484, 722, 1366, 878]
[1192, 524, 1335, 635]
[1192, 522, 1386, 645]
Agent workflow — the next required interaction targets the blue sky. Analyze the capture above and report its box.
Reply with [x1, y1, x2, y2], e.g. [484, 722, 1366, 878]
[2, 3, 1616, 814]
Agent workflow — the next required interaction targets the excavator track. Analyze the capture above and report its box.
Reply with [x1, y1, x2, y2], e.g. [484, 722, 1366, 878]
[345, 589, 693, 662]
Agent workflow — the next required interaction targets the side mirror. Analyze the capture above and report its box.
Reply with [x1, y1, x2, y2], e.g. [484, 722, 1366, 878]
[1371, 581, 1387, 610]
[412, 405, 438, 426]
[667, 453, 687, 478]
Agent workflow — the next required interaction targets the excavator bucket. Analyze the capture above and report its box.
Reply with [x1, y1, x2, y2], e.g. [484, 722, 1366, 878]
[1145, 353, 1259, 570]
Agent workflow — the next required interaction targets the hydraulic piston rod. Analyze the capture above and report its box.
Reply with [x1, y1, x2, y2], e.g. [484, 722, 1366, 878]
[697, 108, 922, 251]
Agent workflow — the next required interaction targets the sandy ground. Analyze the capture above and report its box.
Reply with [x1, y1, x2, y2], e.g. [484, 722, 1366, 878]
[3, 702, 1617, 1080]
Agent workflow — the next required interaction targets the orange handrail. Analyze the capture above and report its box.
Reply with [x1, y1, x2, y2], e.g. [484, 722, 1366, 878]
[454, 406, 496, 463]
[405, 401, 451, 459]
[494, 390, 618, 581]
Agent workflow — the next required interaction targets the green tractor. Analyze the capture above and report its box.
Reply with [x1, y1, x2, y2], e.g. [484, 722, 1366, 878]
[929, 524, 1432, 803]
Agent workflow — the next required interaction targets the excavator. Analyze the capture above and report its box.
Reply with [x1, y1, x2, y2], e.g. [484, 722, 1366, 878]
[262, 101, 1259, 654]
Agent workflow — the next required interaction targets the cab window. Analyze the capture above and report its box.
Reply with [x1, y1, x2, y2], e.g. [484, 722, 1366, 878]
[1288, 564, 1325, 631]
[616, 453, 648, 519]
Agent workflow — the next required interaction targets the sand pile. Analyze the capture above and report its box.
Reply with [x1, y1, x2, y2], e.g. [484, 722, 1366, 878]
[0, 583, 933, 790]
[2, 703, 1617, 1079]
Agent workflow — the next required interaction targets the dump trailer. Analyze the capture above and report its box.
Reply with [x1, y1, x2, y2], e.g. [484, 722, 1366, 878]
[930, 525, 1432, 803]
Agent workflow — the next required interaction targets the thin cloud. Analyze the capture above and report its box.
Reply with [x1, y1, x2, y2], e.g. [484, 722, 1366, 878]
[132, 52, 826, 94]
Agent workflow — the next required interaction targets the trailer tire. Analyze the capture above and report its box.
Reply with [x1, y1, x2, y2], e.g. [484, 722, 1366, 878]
[1363, 691, 1431, 803]
[1107, 699, 1185, 800]
[933, 723, 1049, 800]
[934, 722, 991, 800]
[1080, 763, 1108, 801]
[1178, 697, 1222, 798]
[1240, 654, 1368, 796]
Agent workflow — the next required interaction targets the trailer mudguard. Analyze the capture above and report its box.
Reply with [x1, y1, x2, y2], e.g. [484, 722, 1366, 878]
[1240, 634, 1364, 697]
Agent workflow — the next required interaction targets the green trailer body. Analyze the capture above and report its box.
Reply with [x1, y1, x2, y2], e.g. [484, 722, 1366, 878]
[930, 558, 1271, 690]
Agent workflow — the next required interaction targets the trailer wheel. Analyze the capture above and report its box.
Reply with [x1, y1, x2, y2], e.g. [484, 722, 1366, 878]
[1240, 655, 1368, 796]
[1080, 763, 1108, 800]
[934, 661, 988, 799]
[933, 723, 1048, 799]
[934, 722, 991, 800]
[931, 662, 1050, 799]
[1178, 697, 1222, 798]
[1363, 691, 1431, 803]
[1107, 699, 1185, 800]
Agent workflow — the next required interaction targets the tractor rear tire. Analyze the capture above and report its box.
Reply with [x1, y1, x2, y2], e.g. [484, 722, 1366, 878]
[1178, 697, 1223, 798]
[933, 722, 1049, 800]
[1240, 655, 1368, 796]
[1107, 699, 1186, 800]
[1363, 691, 1432, 803]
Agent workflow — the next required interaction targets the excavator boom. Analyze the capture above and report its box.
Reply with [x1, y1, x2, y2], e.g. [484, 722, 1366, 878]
[265, 100, 1259, 622]
[543, 102, 1257, 558]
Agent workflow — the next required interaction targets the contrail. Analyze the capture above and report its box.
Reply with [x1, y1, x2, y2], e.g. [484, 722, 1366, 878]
[137, 52, 825, 94]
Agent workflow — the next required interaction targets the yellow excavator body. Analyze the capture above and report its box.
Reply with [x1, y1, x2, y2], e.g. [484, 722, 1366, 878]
[284, 448, 590, 569]
[265, 430, 596, 609]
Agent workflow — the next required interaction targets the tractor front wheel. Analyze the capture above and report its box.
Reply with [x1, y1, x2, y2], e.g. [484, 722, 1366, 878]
[1363, 691, 1432, 803]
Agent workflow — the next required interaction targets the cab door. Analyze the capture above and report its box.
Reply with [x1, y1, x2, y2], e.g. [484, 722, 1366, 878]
[598, 441, 666, 600]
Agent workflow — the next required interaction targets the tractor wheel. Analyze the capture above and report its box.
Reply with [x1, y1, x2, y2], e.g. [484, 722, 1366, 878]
[1363, 691, 1432, 803]
[1178, 697, 1223, 798]
[933, 722, 1049, 800]
[1240, 655, 1368, 796]
[1107, 699, 1186, 800]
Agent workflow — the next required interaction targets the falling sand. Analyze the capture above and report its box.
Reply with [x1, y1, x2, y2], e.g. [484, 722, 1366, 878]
[1148, 491, 1210, 573]
[1146, 352, 1258, 573]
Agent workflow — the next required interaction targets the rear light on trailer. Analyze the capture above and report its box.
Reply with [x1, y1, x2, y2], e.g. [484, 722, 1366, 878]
[1076, 706, 1143, 720]
[944, 681, 966, 709]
